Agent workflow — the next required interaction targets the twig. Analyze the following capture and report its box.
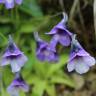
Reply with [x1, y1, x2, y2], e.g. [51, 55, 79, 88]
[69, 0, 79, 22]
[77, 1, 90, 50]
[59, 0, 65, 11]
[93, 0, 96, 39]
[77, 1, 86, 32]
[48, 11, 63, 18]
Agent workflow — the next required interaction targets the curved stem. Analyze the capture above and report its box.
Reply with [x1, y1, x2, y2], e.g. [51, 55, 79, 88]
[69, 0, 79, 22]
[93, 0, 96, 40]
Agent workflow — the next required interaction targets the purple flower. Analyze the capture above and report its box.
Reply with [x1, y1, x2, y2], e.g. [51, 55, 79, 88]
[0, 0, 4, 3]
[0, 0, 23, 9]
[0, 35, 28, 73]
[34, 32, 59, 62]
[46, 13, 72, 51]
[67, 35, 95, 74]
[7, 72, 29, 95]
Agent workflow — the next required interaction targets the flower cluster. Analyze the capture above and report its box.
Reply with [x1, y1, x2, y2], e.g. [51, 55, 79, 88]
[0, 12, 96, 96]
[0, 35, 29, 95]
[35, 13, 95, 74]
[0, 0, 23, 9]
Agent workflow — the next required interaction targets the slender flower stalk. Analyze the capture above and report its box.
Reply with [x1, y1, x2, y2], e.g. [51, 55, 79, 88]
[67, 34, 96, 74]
[0, 35, 28, 73]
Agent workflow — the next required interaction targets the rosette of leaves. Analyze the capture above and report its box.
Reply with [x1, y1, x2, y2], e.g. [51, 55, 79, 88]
[22, 41, 75, 96]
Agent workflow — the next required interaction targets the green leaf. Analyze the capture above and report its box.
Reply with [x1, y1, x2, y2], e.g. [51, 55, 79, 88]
[0, 32, 7, 46]
[50, 71, 75, 88]
[0, 16, 12, 23]
[2, 88, 10, 96]
[45, 83, 56, 96]
[3, 67, 14, 86]
[19, 16, 49, 33]
[47, 54, 68, 77]
[23, 55, 33, 69]
[26, 74, 39, 84]
[32, 80, 46, 96]
[20, 0, 43, 17]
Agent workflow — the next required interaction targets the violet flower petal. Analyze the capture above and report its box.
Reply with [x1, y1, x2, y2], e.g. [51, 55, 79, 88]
[46, 13, 68, 35]
[0, 0, 4, 3]
[50, 35, 59, 51]
[59, 33, 71, 46]
[67, 60, 75, 72]
[67, 57, 90, 74]
[5, 0, 14, 9]
[10, 59, 21, 73]
[47, 52, 58, 62]
[1, 35, 28, 72]
[7, 73, 29, 94]
[67, 34, 96, 74]
[83, 56, 96, 67]
[46, 13, 72, 49]
[36, 52, 46, 61]
[75, 58, 90, 74]
[10, 55, 27, 73]
[34, 32, 59, 62]
[7, 87, 19, 96]
[0, 58, 10, 66]
[15, 0, 22, 5]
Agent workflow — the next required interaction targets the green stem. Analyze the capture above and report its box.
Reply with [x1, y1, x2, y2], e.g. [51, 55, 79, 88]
[0, 67, 3, 96]
[11, 9, 14, 21]
[0, 32, 7, 42]
[15, 6, 20, 23]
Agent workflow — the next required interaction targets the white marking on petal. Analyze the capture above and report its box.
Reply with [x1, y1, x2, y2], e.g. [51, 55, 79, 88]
[67, 62, 75, 72]
[83, 56, 96, 66]
[10, 55, 27, 73]
[20, 84, 29, 92]
[7, 86, 19, 96]
[68, 56, 95, 74]
[10, 59, 21, 73]
[0, 58, 10, 66]
[16, 54, 28, 67]
[75, 58, 90, 74]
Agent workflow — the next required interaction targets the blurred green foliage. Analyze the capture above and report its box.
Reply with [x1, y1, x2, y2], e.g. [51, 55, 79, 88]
[0, 0, 76, 96]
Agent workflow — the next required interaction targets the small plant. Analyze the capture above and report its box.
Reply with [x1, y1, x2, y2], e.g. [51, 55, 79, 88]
[0, 0, 96, 96]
